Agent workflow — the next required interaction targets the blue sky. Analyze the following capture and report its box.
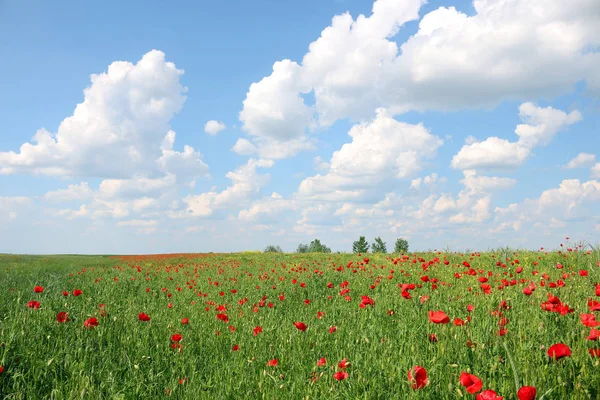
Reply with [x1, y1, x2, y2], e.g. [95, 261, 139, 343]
[1, 0, 599, 254]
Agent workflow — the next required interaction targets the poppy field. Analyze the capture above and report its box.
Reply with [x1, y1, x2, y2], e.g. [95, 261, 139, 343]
[1, 246, 600, 399]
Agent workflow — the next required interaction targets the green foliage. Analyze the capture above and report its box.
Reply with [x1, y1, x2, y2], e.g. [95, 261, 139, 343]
[371, 237, 387, 253]
[394, 237, 409, 253]
[296, 239, 331, 253]
[264, 245, 283, 253]
[352, 236, 370, 254]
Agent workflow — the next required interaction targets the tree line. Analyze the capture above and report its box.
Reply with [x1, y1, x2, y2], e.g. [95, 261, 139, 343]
[264, 237, 408, 254]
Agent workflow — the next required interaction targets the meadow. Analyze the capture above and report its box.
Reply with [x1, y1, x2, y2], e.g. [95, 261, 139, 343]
[0, 245, 599, 399]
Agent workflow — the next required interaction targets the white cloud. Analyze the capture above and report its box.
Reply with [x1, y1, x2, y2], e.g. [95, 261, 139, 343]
[452, 103, 581, 170]
[54, 205, 90, 219]
[564, 153, 596, 169]
[0, 50, 208, 181]
[313, 156, 329, 171]
[172, 158, 274, 218]
[494, 179, 600, 230]
[298, 109, 443, 201]
[591, 163, 600, 179]
[238, 0, 599, 160]
[204, 120, 226, 135]
[98, 175, 176, 198]
[42, 182, 92, 202]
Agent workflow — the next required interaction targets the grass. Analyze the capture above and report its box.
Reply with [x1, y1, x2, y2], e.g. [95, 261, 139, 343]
[0, 248, 599, 399]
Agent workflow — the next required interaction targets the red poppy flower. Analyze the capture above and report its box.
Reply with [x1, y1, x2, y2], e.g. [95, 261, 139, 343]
[476, 389, 503, 400]
[33, 286, 44, 293]
[253, 326, 263, 336]
[333, 371, 349, 381]
[428, 310, 450, 324]
[587, 329, 600, 341]
[62, 291, 69, 297]
[27, 301, 40, 309]
[588, 299, 600, 312]
[454, 318, 466, 326]
[73, 289, 83, 297]
[293, 322, 307, 332]
[317, 311, 325, 319]
[547, 343, 571, 359]
[467, 304, 474, 313]
[317, 357, 327, 366]
[181, 318, 189, 325]
[138, 312, 151, 322]
[171, 333, 183, 342]
[0, 365, 4, 374]
[360, 295, 375, 306]
[329, 326, 337, 334]
[84, 317, 99, 328]
[56, 312, 69, 323]
[429, 333, 438, 343]
[266, 358, 278, 367]
[459, 372, 483, 394]
[338, 358, 350, 369]
[581, 314, 600, 327]
[590, 349, 600, 357]
[517, 386, 536, 400]
[232, 344, 239, 351]
[408, 366, 428, 389]
[216, 313, 229, 323]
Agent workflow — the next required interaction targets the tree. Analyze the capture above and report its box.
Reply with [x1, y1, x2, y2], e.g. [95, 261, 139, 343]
[352, 236, 370, 254]
[296, 243, 309, 253]
[264, 245, 283, 253]
[308, 238, 331, 253]
[296, 239, 331, 253]
[394, 238, 409, 253]
[371, 237, 387, 253]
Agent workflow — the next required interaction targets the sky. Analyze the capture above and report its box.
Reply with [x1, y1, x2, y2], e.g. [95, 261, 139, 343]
[0, 0, 599, 254]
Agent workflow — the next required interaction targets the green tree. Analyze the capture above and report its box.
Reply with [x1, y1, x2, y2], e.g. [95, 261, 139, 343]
[394, 237, 409, 253]
[352, 236, 370, 254]
[296, 243, 309, 253]
[371, 237, 387, 253]
[264, 245, 283, 253]
[296, 239, 331, 253]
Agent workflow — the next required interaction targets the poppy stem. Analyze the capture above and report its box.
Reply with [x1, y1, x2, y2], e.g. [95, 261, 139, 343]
[502, 341, 520, 395]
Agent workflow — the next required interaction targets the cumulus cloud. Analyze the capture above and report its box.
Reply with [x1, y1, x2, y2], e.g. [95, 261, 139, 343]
[494, 179, 600, 231]
[591, 163, 600, 179]
[297, 109, 443, 201]
[564, 153, 596, 169]
[237, 0, 599, 160]
[42, 182, 92, 202]
[204, 120, 226, 135]
[0, 50, 208, 180]
[172, 158, 274, 218]
[452, 103, 581, 170]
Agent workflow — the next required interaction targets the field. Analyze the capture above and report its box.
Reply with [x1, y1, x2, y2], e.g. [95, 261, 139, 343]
[1, 247, 599, 399]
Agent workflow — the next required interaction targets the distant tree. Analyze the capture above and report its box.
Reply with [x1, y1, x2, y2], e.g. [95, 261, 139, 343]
[394, 238, 409, 253]
[296, 243, 309, 253]
[371, 237, 387, 253]
[352, 236, 370, 254]
[296, 239, 331, 253]
[264, 245, 283, 253]
[308, 238, 331, 253]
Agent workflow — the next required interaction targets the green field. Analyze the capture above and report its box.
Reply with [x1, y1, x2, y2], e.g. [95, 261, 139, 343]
[1, 249, 599, 399]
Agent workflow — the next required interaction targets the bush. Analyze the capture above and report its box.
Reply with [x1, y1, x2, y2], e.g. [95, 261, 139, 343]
[352, 236, 370, 254]
[264, 245, 283, 253]
[394, 238, 409, 253]
[371, 237, 387, 253]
